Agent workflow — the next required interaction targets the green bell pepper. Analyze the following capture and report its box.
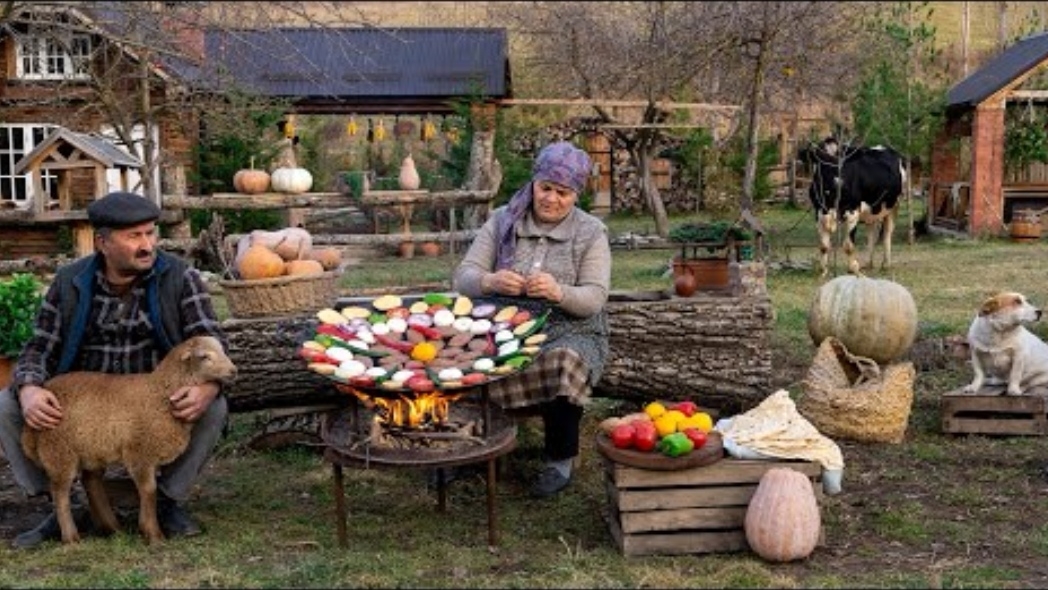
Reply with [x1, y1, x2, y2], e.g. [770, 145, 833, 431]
[657, 432, 695, 458]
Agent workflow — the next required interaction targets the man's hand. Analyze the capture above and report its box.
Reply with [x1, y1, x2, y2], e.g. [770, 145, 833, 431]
[169, 381, 220, 423]
[19, 384, 63, 430]
[483, 269, 527, 296]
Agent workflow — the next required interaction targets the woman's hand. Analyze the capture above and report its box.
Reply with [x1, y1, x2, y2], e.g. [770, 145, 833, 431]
[19, 385, 63, 430]
[525, 271, 564, 303]
[483, 269, 527, 296]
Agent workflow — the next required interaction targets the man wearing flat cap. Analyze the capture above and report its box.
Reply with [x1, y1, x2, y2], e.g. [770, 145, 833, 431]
[0, 191, 230, 549]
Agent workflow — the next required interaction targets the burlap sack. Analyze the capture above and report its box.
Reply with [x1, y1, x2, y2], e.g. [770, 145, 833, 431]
[799, 336, 916, 444]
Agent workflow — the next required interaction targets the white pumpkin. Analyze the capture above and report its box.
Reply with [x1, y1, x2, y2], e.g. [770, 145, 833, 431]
[270, 167, 313, 194]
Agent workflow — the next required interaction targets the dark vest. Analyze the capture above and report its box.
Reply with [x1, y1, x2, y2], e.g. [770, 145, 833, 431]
[54, 251, 188, 373]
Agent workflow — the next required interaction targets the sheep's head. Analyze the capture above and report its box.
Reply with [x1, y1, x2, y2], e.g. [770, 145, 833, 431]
[178, 336, 238, 386]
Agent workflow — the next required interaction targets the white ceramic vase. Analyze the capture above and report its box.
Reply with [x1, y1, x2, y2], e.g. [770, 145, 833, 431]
[399, 154, 421, 190]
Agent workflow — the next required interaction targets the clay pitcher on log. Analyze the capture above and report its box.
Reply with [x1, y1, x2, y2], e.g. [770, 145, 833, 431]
[673, 260, 698, 297]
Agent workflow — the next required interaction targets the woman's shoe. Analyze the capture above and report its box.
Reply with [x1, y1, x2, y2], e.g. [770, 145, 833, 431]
[530, 466, 571, 498]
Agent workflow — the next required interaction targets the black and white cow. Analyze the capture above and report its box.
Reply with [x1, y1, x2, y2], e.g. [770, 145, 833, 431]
[800, 137, 906, 277]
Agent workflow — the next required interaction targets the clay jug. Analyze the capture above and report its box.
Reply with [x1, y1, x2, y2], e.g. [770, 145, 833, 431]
[673, 261, 698, 297]
[399, 154, 421, 190]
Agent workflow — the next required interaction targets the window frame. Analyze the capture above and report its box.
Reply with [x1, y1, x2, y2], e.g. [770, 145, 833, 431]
[15, 31, 93, 80]
[0, 124, 59, 208]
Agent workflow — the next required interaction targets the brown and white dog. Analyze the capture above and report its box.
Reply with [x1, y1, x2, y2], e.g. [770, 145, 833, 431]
[964, 292, 1048, 395]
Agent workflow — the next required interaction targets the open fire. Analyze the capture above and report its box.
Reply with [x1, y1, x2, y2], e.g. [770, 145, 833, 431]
[344, 387, 465, 429]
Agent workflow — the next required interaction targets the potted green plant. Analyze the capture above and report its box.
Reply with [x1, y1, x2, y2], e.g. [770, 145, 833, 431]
[0, 273, 43, 386]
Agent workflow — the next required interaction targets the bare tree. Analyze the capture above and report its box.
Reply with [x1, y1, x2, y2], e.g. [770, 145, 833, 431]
[502, 1, 870, 236]
[501, 2, 739, 237]
[0, 1, 378, 201]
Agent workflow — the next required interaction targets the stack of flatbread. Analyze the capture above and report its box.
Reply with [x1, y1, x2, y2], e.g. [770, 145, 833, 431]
[716, 389, 844, 493]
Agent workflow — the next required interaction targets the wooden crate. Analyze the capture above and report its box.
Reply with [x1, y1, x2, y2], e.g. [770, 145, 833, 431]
[941, 389, 1048, 436]
[602, 457, 824, 557]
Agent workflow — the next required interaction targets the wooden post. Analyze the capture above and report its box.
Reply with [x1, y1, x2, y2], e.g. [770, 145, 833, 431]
[72, 222, 95, 257]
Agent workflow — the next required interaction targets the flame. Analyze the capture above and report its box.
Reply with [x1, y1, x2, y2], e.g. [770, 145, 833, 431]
[347, 388, 462, 428]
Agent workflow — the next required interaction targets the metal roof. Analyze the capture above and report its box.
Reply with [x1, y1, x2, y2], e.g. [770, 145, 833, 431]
[947, 31, 1048, 109]
[14, 128, 141, 175]
[176, 27, 510, 110]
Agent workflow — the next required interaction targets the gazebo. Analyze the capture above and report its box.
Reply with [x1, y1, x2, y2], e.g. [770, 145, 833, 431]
[930, 32, 1048, 237]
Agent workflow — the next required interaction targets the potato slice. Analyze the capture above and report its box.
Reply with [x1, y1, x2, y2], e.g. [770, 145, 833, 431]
[493, 305, 518, 323]
[341, 306, 372, 320]
[524, 333, 547, 346]
[409, 300, 430, 314]
[513, 319, 536, 336]
[316, 308, 348, 325]
[452, 295, 473, 316]
[373, 294, 403, 311]
[308, 362, 338, 376]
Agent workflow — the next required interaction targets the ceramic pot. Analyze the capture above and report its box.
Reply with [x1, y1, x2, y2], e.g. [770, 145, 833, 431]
[672, 260, 698, 297]
[399, 154, 421, 190]
[398, 241, 416, 259]
[419, 241, 441, 257]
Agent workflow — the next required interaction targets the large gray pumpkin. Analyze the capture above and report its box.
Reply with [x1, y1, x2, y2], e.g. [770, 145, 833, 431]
[807, 275, 917, 364]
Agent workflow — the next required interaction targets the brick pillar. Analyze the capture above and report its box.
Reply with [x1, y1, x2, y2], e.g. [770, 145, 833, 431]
[969, 103, 1005, 236]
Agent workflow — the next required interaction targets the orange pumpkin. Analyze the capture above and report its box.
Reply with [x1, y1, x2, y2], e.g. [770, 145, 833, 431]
[237, 244, 285, 280]
[284, 259, 325, 277]
[309, 247, 343, 271]
[232, 157, 271, 194]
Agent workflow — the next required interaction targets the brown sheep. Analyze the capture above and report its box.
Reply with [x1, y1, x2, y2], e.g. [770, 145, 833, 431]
[21, 335, 237, 545]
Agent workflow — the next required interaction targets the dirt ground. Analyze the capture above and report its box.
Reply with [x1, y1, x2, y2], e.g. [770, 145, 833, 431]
[3, 344, 1048, 588]
[0, 457, 50, 541]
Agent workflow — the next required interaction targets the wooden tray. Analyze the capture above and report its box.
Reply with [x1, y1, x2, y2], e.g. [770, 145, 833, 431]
[595, 431, 724, 471]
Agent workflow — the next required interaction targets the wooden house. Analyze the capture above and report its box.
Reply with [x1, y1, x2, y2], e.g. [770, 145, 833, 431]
[0, 3, 511, 261]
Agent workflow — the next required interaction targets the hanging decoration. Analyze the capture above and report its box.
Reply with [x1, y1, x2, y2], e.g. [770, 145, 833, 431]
[421, 117, 437, 142]
[346, 116, 358, 137]
[374, 118, 387, 142]
[283, 114, 296, 139]
[442, 116, 460, 145]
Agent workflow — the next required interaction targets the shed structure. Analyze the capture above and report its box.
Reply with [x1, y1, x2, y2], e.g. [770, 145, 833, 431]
[8, 127, 143, 258]
[930, 31, 1048, 236]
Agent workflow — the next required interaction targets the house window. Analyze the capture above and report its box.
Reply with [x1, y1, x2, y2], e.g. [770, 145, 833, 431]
[16, 34, 92, 80]
[0, 125, 59, 208]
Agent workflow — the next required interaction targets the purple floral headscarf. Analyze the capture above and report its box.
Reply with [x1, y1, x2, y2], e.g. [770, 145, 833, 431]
[494, 141, 592, 269]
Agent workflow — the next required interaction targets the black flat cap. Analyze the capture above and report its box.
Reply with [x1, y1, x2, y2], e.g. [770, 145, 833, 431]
[86, 192, 161, 229]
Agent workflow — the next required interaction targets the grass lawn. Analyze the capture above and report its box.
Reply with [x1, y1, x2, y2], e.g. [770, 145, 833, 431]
[3, 201, 1048, 588]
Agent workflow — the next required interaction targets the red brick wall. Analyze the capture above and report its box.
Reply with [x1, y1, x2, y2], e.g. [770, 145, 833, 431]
[970, 104, 1006, 236]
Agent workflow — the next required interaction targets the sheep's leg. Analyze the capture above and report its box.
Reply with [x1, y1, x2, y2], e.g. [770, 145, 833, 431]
[81, 468, 120, 536]
[126, 462, 163, 544]
[48, 467, 81, 544]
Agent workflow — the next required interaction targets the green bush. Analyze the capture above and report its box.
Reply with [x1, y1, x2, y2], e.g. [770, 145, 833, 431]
[0, 273, 43, 358]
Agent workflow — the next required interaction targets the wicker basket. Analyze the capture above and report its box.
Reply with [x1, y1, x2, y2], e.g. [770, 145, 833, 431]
[799, 336, 916, 444]
[219, 271, 342, 319]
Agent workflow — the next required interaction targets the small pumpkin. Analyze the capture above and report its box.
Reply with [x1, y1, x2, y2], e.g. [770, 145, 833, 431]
[744, 468, 822, 562]
[232, 157, 270, 194]
[237, 244, 285, 280]
[807, 275, 917, 364]
[285, 259, 325, 277]
[271, 167, 313, 194]
[309, 247, 343, 271]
